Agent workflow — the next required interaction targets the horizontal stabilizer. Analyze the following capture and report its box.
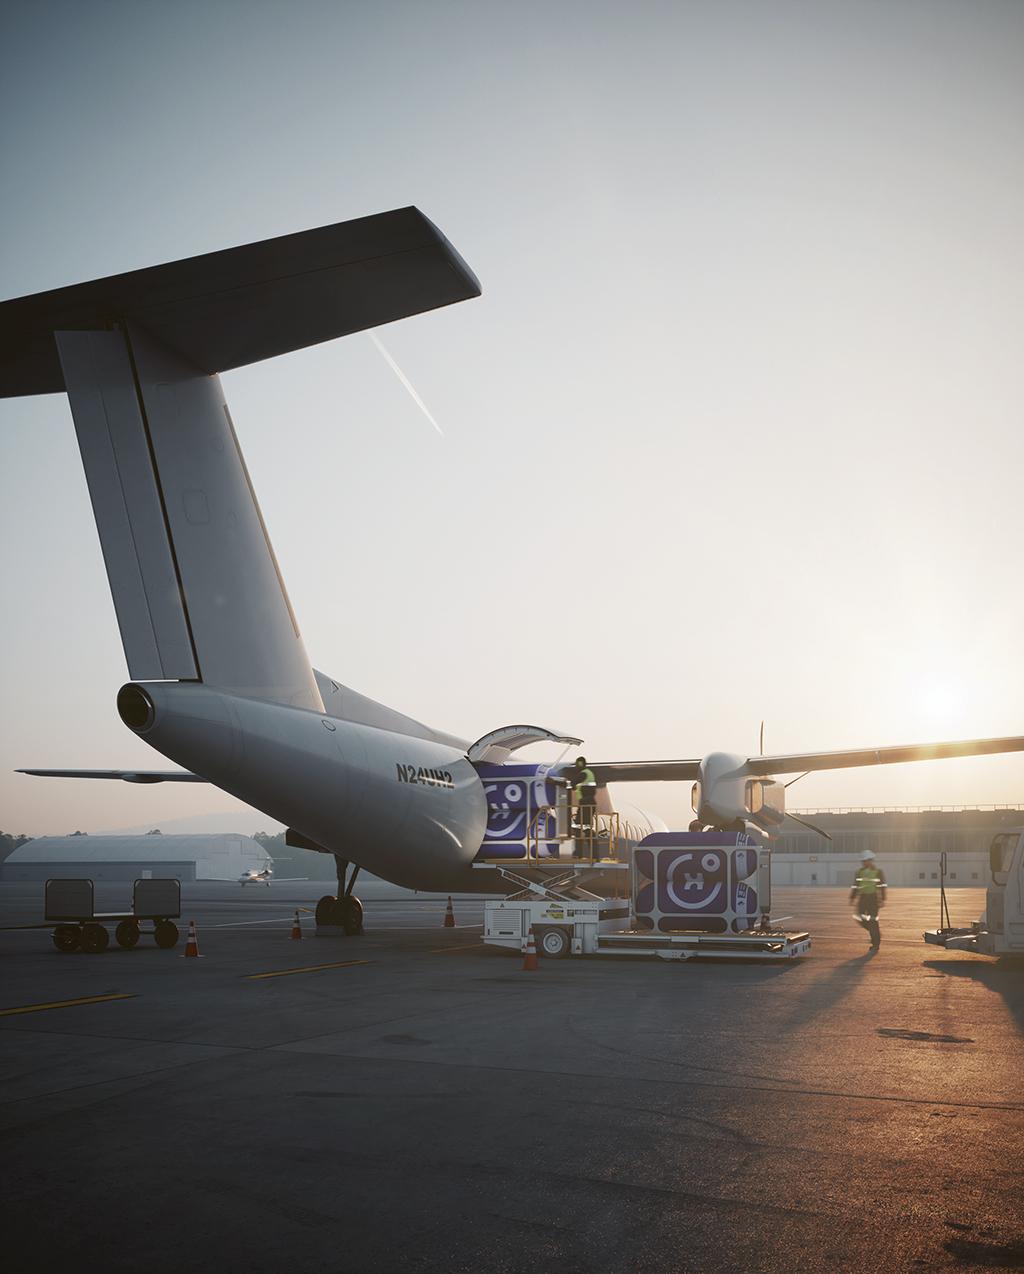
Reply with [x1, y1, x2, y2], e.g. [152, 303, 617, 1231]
[1, 207, 481, 398]
[17, 768, 207, 783]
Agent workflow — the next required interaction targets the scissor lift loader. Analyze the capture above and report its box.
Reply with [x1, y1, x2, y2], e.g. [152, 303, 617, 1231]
[483, 832, 810, 961]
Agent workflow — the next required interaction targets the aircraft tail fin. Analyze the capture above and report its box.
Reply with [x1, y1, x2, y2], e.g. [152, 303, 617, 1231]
[57, 323, 323, 708]
[4, 208, 481, 710]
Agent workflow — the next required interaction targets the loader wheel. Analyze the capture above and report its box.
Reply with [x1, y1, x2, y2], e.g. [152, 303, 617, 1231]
[538, 927, 570, 959]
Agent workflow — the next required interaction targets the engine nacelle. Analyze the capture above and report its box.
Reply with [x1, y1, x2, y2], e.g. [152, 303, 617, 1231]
[692, 751, 786, 834]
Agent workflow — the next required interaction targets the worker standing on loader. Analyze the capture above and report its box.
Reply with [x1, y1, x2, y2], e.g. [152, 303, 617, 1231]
[850, 849, 887, 950]
[570, 756, 598, 855]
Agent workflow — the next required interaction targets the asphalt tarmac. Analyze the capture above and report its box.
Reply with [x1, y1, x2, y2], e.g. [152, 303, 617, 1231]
[1, 882, 1022, 1273]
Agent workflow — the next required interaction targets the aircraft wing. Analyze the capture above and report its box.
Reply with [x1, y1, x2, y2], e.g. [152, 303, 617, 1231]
[591, 760, 702, 783]
[745, 735, 1024, 776]
[17, 768, 208, 783]
[592, 734, 1024, 783]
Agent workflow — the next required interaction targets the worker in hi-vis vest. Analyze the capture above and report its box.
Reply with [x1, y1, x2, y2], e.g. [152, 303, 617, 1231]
[850, 849, 887, 950]
[570, 756, 598, 853]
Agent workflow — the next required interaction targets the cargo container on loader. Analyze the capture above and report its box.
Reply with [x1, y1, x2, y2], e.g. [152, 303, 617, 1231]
[482, 831, 811, 961]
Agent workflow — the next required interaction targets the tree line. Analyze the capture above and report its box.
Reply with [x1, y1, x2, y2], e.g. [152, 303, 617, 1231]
[252, 831, 339, 880]
[0, 832, 32, 863]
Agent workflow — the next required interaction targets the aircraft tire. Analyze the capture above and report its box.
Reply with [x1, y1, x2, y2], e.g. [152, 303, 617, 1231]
[115, 920, 141, 950]
[81, 923, 109, 954]
[538, 927, 570, 959]
[153, 920, 178, 949]
[53, 925, 81, 953]
[341, 896, 364, 936]
[315, 894, 338, 927]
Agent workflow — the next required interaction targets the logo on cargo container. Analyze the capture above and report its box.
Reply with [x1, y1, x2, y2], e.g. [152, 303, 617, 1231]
[664, 850, 726, 910]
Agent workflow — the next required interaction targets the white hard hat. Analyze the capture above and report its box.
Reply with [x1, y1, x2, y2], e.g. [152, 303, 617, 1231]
[860, 849, 875, 861]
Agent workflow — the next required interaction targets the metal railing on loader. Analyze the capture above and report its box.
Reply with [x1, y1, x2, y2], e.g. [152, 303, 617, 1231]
[526, 806, 621, 864]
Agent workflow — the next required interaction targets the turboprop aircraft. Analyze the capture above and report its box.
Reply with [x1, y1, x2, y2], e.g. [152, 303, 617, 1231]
[4, 206, 1023, 934]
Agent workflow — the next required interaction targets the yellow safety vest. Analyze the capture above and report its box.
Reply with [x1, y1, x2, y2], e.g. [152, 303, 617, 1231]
[855, 866, 883, 895]
[574, 768, 596, 799]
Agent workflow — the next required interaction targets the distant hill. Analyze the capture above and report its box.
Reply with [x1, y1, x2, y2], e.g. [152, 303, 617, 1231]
[97, 810, 287, 836]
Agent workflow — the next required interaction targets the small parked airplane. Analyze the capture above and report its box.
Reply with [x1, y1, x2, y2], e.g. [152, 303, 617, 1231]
[238, 867, 307, 888]
[5, 207, 1022, 934]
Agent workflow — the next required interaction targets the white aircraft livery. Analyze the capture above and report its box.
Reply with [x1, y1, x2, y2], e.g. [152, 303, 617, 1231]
[238, 867, 306, 888]
[4, 206, 1023, 933]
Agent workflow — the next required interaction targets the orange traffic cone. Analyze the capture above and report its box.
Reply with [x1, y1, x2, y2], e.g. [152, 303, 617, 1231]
[522, 926, 539, 971]
[290, 910, 302, 941]
[182, 919, 202, 958]
[443, 896, 455, 928]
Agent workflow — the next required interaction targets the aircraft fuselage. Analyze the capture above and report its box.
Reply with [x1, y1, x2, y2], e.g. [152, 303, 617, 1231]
[119, 681, 488, 891]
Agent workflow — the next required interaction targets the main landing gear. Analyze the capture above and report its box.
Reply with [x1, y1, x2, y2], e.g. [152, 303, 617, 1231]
[315, 856, 364, 935]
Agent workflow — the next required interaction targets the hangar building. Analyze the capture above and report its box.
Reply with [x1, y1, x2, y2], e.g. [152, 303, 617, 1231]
[0, 833, 270, 882]
[771, 805, 1023, 886]
[774, 805, 1023, 857]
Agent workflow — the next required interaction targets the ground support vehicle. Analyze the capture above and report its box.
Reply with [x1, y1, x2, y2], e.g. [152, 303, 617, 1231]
[925, 831, 1024, 956]
[482, 832, 811, 961]
[45, 877, 181, 953]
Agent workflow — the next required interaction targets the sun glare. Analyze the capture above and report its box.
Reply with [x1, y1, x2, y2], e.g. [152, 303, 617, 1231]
[917, 680, 965, 722]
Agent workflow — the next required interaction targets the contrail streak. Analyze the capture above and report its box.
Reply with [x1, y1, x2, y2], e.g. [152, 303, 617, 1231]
[368, 331, 445, 438]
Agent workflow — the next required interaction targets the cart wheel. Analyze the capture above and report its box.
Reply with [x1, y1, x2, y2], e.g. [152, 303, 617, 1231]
[52, 925, 82, 953]
[153, 920, 178, 949]
[115, 920, 141, 950]
[80, 923, 109, 954]
[539, 927, 570, 959]
[341, 896, 364, 936]
[315, 894, 338, 926]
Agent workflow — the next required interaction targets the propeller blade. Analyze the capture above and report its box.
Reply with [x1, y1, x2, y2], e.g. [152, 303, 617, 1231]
[785, 811, 833, 841]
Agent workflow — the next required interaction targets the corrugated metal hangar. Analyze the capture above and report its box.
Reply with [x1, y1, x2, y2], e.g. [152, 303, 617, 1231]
[1, 834, 270, 882]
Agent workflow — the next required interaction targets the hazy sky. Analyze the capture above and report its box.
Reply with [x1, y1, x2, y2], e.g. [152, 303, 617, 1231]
[2, 0, 1022, 835]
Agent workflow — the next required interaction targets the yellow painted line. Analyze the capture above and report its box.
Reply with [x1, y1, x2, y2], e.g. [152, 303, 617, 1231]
[246, 959, 370, 980]
[428, 942, 484, 954]
[0, 993, 135, 1017]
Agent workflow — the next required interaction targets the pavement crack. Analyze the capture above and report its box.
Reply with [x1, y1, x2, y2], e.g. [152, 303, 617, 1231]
[282, 1048, 1024, 1113]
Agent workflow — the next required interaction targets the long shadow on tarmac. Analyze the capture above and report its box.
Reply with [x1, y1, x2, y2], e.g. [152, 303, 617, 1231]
[777, 950, 876, 1030]
[923, 957, 1024, 1035]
